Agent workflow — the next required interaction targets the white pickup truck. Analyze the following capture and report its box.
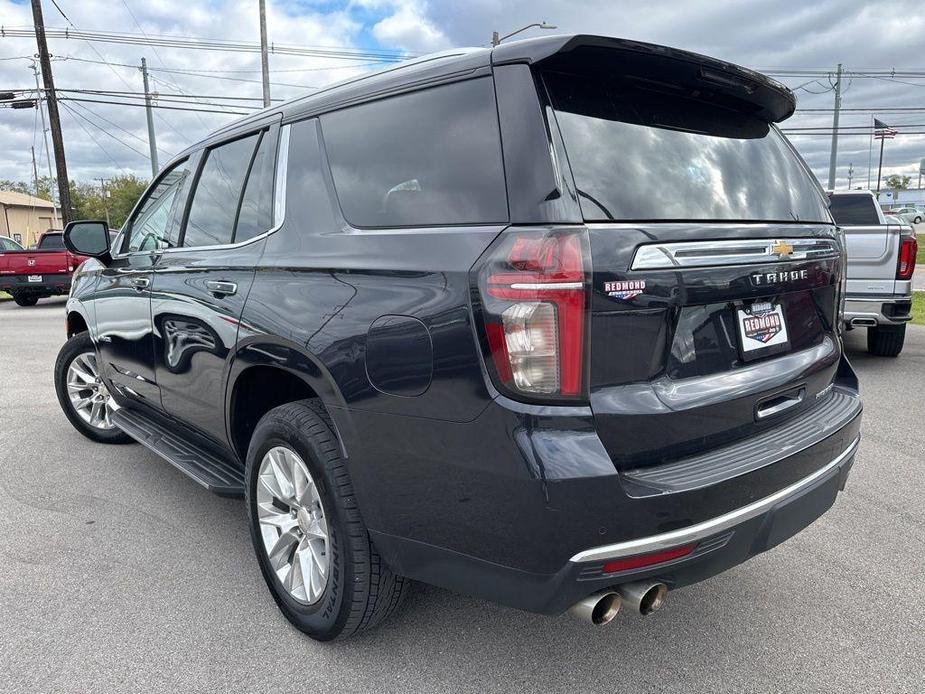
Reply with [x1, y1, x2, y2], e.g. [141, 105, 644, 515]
[828, 190, 918, 356]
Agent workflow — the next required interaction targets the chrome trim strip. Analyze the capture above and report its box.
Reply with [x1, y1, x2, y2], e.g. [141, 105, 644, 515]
[569, 436, 860, 564]
[631, 238, 839, 270]
[508, 282, 583, 290]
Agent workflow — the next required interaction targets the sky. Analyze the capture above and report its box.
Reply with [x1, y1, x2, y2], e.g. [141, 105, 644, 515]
[1, 0, 924, 196]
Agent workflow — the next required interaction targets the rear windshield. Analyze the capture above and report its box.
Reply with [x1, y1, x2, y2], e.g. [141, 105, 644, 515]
[38, 234, 65, 250]
[543, 71, 830, 224]
[827, 195, 880, 225]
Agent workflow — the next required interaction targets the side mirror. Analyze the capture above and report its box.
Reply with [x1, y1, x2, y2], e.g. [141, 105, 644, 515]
[63, 220, 111, 259]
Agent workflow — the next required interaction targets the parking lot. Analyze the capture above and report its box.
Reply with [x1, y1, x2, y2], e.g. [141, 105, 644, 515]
[1, 297, 923, 693]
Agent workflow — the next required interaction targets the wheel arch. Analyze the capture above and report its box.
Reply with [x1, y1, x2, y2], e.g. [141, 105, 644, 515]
[225, 338, 350, 462]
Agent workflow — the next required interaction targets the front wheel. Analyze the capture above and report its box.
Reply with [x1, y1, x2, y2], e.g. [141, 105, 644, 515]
[867, 324, 906, 357]
[13, 293, 38, 307]
[914, 216, 922, 224]
[245, 399, 410, 640]
[54, 332, 132, 443]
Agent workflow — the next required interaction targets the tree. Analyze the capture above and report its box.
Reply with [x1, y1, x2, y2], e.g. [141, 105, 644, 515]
[2, 174, 148, 228]
[885, 174, 911, 190]
[69, 175, 148, 229]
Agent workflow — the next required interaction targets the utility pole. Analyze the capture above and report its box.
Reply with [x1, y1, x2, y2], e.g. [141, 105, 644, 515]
[140, 58, 159, 177]
[30, 146, 40, 196]
[30, 61, 59, 227]
[826, 63, 842, 191]
[258, 0, 271, 107]
[97, 177, 111, 228]
[30, 0, 71, 225]
[847, 163, 854, 190]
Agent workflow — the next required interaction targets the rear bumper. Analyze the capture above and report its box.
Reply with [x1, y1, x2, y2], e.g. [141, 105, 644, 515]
[370, 433, 859, 615]
[844, 294, 913, 326]
[351, 359, 862, 615]
[0, 273, 71, 296]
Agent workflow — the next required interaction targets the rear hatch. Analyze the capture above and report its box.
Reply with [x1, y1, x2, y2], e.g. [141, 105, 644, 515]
[538, 47, 842, 469]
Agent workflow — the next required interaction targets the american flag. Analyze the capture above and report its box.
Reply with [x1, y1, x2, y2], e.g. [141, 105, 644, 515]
[874, 118, 897, 140]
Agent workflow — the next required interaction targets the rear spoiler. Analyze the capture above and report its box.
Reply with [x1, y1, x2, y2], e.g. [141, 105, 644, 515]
[491, 34, 796, 123]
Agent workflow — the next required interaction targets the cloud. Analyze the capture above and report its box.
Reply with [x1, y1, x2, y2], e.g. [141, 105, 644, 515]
[371, 1, 451, 53]
[1, 0, 923, 193]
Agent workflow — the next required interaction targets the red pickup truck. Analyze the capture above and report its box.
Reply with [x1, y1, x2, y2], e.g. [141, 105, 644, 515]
[0, 231, 87, 306]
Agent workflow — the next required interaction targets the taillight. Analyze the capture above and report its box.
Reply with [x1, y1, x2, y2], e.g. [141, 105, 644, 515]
[475, 228, 590, 401]
[897, 235, 917, 280]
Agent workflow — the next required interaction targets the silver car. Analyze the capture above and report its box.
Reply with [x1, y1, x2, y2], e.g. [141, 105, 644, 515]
[891, 207, 923, 225]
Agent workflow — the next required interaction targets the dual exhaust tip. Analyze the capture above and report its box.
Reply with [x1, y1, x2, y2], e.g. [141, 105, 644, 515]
[568, 581, 668, 625]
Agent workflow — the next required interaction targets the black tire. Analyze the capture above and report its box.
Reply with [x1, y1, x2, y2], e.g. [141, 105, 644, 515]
[914, 216, 922, 224]
[13, 293, 38, 307]
[245, 399, 410, 641]
[54, 332, 133, 443]
[867, 324, 906, 357]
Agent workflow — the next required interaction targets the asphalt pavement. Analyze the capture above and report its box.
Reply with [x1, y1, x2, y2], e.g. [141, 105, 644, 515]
[1, 297, 923, 693]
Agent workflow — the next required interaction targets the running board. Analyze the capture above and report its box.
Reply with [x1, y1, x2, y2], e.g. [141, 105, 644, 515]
[111, 408, 245, 497]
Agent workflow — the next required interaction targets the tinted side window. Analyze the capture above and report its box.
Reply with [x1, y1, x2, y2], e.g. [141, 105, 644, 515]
[234, 131, 275, 242]
[184, 133, 259, 247]
[125, 159, 193, 253]
[321, 78, 507, 227]
[828, 195, 880, 225]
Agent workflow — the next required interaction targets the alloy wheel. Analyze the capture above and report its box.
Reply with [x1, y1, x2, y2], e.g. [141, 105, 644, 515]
[66, 351, 116, 430]
[256, 446, 330, 605]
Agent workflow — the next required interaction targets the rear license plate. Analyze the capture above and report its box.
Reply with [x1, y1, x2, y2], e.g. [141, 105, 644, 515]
[27, 275, 42, 283]
[737, 302, 789, 359]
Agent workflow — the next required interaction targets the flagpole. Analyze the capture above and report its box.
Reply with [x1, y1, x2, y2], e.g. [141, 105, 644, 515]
[876, 136, 885, 194]
[866, 115, 874, 190]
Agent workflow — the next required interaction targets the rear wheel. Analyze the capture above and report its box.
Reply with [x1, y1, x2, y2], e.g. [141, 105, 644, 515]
[867, 324, 906, 357]
[54, 332, 132, 443]
[13, 293, 38, 307]
[245, 399, 410, 640]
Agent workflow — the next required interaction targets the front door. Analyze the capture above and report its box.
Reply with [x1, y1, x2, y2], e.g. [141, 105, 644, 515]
[95, 157, 196, 409]
[151, 126, 277, 447]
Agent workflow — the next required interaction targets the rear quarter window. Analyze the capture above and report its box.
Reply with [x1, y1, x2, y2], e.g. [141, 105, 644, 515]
[320, 78, 508, 228]
[827, 195, 880, 226]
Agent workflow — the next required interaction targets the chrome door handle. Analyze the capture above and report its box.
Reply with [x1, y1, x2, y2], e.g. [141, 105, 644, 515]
[206, 280, 237, 297]
[131, 277, 150, 291]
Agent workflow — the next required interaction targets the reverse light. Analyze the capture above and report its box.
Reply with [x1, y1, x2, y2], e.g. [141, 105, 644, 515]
[476, 228, 590, 400]
[602, 543, 697, 574]
[897, 235, 917, 281]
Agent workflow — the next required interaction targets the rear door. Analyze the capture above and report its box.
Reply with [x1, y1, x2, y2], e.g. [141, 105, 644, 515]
[150, 124, 279, 448]
[539, 63, 841, 468]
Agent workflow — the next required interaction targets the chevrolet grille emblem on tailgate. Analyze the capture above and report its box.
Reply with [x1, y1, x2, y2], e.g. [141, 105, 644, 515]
[771, 241, 794, 259]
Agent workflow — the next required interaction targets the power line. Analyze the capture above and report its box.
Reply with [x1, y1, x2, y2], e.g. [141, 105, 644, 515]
[56, 56, 321, 89]
[55, 95, 249, 115]
[69, 99, 171, 157]
[0, 26, 414, 61]
[60, 100, 151, 160]
[59, 101, 132, 173]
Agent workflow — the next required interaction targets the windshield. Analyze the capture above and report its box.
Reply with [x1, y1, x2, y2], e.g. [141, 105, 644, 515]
[544, 70, 831, 224]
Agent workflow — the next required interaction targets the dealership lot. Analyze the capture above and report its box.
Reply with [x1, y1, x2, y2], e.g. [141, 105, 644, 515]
[1, 297, 923, 693]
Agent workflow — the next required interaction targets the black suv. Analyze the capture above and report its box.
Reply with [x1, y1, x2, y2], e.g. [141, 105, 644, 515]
[56, 35, 862, 640]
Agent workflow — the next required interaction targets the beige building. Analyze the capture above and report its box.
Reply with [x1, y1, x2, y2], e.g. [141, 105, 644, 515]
[0, 191, 60, 248]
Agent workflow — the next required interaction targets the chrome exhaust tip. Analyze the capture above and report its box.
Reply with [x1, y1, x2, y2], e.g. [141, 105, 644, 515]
[618, 581, 668, 616]
[568, 590, 622, 625]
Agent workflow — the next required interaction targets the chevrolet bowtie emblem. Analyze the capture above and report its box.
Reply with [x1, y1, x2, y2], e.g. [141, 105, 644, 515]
[771, 241, 793, 259]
